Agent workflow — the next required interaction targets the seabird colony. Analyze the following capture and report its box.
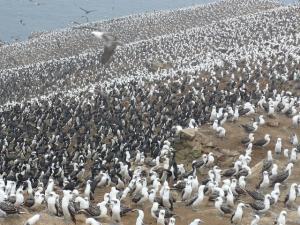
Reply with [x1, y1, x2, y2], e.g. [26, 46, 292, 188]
[0, 0, 300, 224]
[0, 0, 281, 104]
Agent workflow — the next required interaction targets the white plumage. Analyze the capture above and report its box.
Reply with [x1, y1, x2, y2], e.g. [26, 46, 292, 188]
[24, 214, 40, 225]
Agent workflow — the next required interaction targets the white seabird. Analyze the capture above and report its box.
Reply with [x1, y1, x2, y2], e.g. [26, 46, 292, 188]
[24, 214, 41, 225]
[284, 183, 297, 208]
[231, 203, 246, 224]
[250, 215, 260, 225]
[62, 190, 76, 224]
[186, 185, 205, 209]
[256, 171, 269, 190]
[215, 197, 232, 216]
[189, 218, 204, 225]
[85, 218, 102, 225]
[133, 209, 144, 225]
[274, 138, 282, 155]
[274, 210, 287, 225]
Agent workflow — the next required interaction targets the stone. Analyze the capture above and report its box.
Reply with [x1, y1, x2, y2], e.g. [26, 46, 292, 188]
[192, 146, 202, 158]
[266, 121, 279, 127]
[180, 128, 196, 141]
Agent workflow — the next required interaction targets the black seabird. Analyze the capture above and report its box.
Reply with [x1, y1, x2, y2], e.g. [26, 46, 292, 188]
[92, 31, 123, 64]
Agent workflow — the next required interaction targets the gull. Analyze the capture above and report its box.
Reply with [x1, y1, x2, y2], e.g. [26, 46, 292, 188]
[92, 31, 123, 64]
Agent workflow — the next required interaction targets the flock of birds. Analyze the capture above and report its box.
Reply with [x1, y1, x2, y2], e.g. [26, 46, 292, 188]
[0, 0, 300, 225]
[0, 0, 282, 104]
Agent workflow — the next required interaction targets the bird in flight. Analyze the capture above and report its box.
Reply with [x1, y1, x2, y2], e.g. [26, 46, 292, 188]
[91, 31, 123, 64]
[79, 7, 96, 14]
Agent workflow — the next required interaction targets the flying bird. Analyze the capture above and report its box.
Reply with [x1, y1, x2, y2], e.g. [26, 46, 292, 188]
[79, 7, 97, 14]
[92, 31, 123, 64]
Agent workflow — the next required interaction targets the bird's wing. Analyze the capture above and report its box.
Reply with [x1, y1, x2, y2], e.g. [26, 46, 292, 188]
[132, 192, 143, 203]
[68, 202, 77, 224]
[221, 203, 232, 214]
[246, 189, 264, 200]
[271, 170, 288, 185]
[101, 45, 117, 64]
[24, 195, 35, 207]
[186, 195, 198, 206]
[86, 205, 101, 217]
[0, 201, 18, 214]
[261, 160, 272, 173]
[253, 138, 265, 146]
[250, 200, 264, 210]
[256, 176, 263, 189]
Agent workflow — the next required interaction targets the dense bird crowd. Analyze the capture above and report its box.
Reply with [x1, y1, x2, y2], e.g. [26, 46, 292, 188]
[0, 0, 300, 225]
[0, 0, 286, 104]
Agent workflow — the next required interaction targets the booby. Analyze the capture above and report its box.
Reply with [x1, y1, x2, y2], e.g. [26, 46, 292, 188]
[182, 181, 192, 202]
[132, 181, 149, 205]
[290, 133, 298, 146]
[24, 214, 41, 225]
[241, 133, 254, 145]
[91, 31, 123, 64]
[133, 209, 144, 225]
[215, 197, 233, 215]
[162, 187, 174, 210]
[186, 185, 205, 209]
[85, 218, 102, 225]
[216, 126, 226, 138]
[110, 199, 122, 224]
[256, 171, 269, 190]
[289, 148, 298, 162]
[168, 217, 176, 225]
[189, 219, 204, 225]
[249, 194, 272, 214]
[210, 106, 217, 121]
[241, 122, 258, 133]
[157, 209, 166, 225]
[274, 138, 282, 155]
[261, 150, 273, 173]
[274, 210, 287, 225]
[284, 183, 297, 208]
[62, 190, 76, 224]
[250, 215, 260, 225]
[253, 134, 271, 148]
[270, 164, 278, 179]
[257, 115, 265, 125]
[270, 163, 293, 186]
[47, 192, 60, 216]
[231, 203, 246, 224]
[84, 180, 93, 200]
